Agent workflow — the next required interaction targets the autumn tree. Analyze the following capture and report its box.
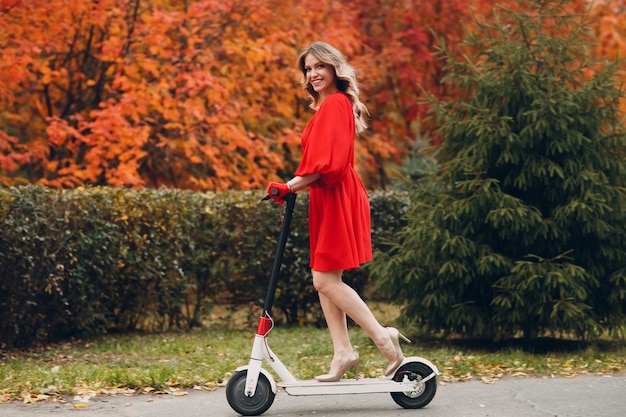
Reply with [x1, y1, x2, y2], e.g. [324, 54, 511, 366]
[371, 0, 626, 343]
[0, 0, 365, 189]
[3, 0, 294, 189]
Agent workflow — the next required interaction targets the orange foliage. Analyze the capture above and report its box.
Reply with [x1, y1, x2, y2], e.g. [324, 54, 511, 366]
[589, 0, 626, 112]
[591, 0, 626, 59]
[0, 0, 623, 189]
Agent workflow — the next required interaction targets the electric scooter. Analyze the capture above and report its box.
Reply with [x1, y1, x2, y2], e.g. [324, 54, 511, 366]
[225, 190, 439, 416]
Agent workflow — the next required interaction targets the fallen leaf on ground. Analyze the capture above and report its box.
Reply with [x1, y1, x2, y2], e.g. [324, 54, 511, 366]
[481, 376, 497, 384]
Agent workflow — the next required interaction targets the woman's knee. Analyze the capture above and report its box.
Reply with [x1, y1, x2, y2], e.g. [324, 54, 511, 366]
[312, 274, 327, 293]
[312, 270, 342, 294]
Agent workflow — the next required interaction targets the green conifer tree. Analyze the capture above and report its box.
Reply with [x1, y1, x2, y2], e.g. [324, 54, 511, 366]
[371, 0, 626, 342]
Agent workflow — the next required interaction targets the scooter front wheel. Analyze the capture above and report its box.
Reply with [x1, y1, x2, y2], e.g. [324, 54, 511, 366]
[390, 362, 437, 409]
[226, 370, 275, 416]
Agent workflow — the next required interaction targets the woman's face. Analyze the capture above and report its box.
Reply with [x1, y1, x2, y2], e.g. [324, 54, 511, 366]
[304, 53, 337, 97]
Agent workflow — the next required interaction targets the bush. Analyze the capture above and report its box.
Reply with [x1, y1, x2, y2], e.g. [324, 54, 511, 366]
[0, 186, 408, 348]
[0, 186, 228, 347]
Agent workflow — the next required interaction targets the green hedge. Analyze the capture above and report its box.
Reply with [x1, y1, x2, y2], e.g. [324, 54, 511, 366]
[0, 186, 407, 348]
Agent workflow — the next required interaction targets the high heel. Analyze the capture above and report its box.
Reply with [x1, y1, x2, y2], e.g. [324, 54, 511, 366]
[383, 327, 411, 377]
[315, 350, 360, 382]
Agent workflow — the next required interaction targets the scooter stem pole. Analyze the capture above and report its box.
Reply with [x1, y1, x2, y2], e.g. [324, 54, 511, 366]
[263, 192, 297, 314]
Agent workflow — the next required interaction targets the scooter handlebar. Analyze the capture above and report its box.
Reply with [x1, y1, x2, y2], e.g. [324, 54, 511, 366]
[262, 187, 294, 202]
[259, 187, 280, 201]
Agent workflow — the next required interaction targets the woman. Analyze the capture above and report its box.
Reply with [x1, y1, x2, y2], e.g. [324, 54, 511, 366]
[267, 41, 408, 381]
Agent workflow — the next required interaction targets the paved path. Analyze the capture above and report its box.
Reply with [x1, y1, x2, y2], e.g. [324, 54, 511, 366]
[1, 374, 624, 416]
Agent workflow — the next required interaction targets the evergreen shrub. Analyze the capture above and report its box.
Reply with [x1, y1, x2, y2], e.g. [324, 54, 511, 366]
[370, 0, 626, 343]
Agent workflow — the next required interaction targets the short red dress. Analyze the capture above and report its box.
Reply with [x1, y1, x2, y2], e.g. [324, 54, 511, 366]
[295, 92, 373, 272]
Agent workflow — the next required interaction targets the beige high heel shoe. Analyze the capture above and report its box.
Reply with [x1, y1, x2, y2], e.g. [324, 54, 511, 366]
[315, 350, 360, 382]
[383, 327, 411, 377]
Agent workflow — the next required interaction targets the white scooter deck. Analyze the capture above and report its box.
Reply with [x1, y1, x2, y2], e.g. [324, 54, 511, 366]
[278, 367, 437, 396]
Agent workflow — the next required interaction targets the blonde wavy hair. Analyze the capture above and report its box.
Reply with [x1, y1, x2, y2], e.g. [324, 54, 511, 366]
[297, 41, 369, 135]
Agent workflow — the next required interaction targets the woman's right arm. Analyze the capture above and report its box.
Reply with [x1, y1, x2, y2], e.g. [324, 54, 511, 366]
[286, 173, 321, 192]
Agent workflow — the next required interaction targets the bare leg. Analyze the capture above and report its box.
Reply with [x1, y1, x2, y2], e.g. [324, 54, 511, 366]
[315, 291, 360, 380]
[313, 270, 398, 371]
[318, 291, 352, 356]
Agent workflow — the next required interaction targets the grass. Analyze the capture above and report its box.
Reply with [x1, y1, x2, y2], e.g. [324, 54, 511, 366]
[1, 303, 625, 403]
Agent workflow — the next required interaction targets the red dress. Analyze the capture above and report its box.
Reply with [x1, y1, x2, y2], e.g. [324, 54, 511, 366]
[295, 92, 372, 272]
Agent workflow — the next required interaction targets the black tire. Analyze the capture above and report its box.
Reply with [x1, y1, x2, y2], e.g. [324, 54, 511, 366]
[225, 370, 275, 416]
[390, 362, 437, 409]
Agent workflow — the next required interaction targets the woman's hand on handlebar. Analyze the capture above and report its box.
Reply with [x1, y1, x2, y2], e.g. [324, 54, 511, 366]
[266, 181, 290, 203]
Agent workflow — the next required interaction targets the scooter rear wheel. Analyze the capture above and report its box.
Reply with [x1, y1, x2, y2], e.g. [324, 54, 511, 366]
[225, 370, 275, 416]
[390, 362, 437, 409]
